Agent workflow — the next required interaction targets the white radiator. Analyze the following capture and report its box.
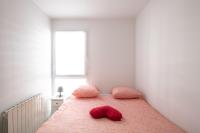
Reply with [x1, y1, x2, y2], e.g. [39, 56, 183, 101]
[1, 94, 48, 133]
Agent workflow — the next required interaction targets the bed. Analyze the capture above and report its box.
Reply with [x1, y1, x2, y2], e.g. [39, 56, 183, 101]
[36, 95, 185, 133]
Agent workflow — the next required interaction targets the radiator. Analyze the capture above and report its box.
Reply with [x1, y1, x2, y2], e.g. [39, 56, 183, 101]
[1, 94, 48, 133]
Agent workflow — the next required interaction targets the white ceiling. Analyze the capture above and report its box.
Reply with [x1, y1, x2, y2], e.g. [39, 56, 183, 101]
[32, 0, 149, 19]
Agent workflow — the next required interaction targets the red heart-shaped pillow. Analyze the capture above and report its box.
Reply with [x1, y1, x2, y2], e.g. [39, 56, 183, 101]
[90, 106, 122, 121]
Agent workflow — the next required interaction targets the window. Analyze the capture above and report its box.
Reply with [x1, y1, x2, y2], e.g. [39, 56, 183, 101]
[53, 31, 87, 96]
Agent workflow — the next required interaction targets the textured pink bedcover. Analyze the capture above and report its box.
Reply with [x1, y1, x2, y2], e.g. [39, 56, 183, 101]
[36, 95, 185, 133]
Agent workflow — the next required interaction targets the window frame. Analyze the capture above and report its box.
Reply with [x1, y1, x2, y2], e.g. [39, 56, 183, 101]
[52, 30, 88, 94]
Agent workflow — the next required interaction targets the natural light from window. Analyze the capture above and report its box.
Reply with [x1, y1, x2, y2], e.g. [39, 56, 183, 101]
[54, 31, 87, 97]
[55, 31, 86, 75]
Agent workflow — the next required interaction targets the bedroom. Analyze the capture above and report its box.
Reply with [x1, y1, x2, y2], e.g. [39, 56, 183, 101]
[0, 0, 199, 133]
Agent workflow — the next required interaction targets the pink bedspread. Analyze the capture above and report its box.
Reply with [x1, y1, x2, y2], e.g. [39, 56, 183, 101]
[36, 95, 185, 133]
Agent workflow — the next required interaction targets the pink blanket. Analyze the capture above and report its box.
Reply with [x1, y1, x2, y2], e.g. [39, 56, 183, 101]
[36, 95, 185, 133]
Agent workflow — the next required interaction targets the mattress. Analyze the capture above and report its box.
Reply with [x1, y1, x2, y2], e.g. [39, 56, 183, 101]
[36, 95, 185, 133]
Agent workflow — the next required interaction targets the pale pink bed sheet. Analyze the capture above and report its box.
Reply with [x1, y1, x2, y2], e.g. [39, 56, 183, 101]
[36, 95, 185, 133]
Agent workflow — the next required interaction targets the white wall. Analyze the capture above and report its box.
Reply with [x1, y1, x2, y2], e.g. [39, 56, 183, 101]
[0, 0, 51, 131]
[52, 19, 135, 93]
[135, 0, 200, 132]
